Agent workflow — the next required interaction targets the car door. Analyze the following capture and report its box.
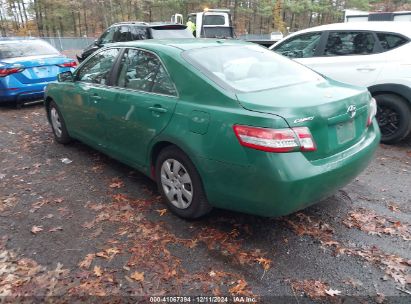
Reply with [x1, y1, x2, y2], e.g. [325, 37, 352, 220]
[99, 48, 178, 168]
[63, 48, 120, 147]
[297, 31, 386, 87]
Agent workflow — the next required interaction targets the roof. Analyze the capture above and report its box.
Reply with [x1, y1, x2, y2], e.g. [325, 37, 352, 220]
[110, 22, 185, 28]
[110, 38, 250, 51]
[287, 22, 411, 38]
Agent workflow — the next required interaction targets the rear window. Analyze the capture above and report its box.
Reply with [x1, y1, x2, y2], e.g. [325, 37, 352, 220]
[0, 40, 60, 59]
[377, 32, 408, 51]
[204, 15, 225, 25]
[185, 44, 324, 93]
[150, 28, 193, 39]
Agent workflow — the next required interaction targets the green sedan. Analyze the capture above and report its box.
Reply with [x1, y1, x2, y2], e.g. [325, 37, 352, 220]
[45, 39, 380, 219]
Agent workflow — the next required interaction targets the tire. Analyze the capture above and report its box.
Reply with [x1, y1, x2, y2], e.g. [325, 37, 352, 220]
[155, 146, 212, 219]
[48, 100, 72, 144]
[375, 94, 411, 144]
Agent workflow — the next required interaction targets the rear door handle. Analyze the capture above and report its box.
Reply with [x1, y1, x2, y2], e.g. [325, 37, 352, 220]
[91, 94, 102, 104]
[148, 106, 167, 113]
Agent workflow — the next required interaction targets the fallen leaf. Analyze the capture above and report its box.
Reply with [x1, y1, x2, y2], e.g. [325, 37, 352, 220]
[94, 265, 103, 277]
[31, 226, 43, 234]
[156, 209, 167, 216]
[78, 254, 95, 269]
[255, 257, 271, 271]
[291, 280, 329, 299]
[376, 293, 385, 304]
[130, 271, 144, 282]
[48, 226, 63, 232]
[109, 179, 124, 189]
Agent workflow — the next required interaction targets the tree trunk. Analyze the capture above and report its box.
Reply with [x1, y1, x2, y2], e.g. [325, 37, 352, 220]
[78, 11, 82, 37]
[59, 16, 64, 37]
[16, 0, 25, 28]
[72, 11, 77, 36]
[83, 0, 88, 36]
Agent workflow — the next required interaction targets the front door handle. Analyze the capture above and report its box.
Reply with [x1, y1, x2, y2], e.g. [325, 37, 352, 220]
[148, 106, 167, 113]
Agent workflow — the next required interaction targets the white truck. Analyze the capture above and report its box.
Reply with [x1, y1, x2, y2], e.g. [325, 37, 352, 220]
[171, 9, 234, 39]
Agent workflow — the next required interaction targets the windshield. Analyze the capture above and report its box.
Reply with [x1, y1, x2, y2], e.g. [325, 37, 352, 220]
[185, 44, 324, 93]
[151, 28, 193, 39]
[0, 40, 60, 59]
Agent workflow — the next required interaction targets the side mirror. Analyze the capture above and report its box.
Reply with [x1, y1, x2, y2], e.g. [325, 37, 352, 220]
[57, 71, 74, 82]
[94, 39, 99, 45]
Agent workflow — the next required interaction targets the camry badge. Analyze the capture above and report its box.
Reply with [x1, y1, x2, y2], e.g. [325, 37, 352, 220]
[347, 105, 357, 118]
[294, 116, 314, 124]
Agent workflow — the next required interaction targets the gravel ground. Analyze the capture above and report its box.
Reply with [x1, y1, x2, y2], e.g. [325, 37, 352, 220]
[0, 103, 410, 303]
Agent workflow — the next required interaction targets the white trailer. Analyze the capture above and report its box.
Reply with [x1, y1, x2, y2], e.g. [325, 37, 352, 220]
[345, 9, 411, 22]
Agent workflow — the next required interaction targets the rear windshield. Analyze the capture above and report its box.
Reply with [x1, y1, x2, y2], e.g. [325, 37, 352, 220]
[150, 28, 193, 39]
[204, 15, 225, 25]
[185, 44, 324, 93]
[0, 40, 60, 59]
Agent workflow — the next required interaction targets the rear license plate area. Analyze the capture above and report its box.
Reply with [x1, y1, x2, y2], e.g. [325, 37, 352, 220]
[336, 119, 355, 144]
[33, 66, 50, 76]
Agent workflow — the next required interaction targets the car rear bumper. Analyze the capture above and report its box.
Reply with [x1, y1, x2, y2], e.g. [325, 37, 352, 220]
[195, 120, 380, 217]
[0, 83, 49, 103]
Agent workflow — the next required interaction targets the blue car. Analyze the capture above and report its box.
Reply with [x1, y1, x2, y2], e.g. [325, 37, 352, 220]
[0, 39, 76, 106]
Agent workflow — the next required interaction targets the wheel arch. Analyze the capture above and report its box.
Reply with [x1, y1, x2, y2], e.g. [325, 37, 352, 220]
[44, 96, 54, 123]
[368, 84, 411, 108]
[149, 139, 201, 180]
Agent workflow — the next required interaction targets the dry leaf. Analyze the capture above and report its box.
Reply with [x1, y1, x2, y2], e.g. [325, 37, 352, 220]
[156, 209, 167, 216]
[255, 257, 271, 271]
[31, 226, 43, 234]
[48, 226, 63, 232]
[109, 179, 124, 189]
[78, 254, 95, 269]
[94, 265, 103, 277]
[130, 271, 144, 282]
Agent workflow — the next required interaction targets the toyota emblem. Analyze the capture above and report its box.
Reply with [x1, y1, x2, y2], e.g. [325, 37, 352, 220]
[347, 105, 357, 118]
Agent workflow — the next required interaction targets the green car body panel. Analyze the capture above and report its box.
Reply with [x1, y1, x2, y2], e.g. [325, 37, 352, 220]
[45, 39, 380, 217]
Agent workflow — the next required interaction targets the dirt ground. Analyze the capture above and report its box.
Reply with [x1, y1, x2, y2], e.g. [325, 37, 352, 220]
[0, 103, 410, 303]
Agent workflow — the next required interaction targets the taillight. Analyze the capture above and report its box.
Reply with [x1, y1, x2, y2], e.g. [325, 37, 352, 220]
[293, 127, 317, 151]
[0, 66, 25, 77]
[233, 125, 316, 153]
[58, 61, 77, 68]
[367, 97, 377, 127]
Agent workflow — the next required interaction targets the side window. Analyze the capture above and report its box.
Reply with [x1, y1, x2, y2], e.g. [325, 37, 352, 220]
[130, 26, 148, 40]
[116, 49, 177, 96]
[76, 48, 120, 85]
[324, 32, 376, 56]
[99, 27, 116, 44]
[274, 32, 322, 58]
[113, 26, 132, 42]
[377, 33, 408, 51]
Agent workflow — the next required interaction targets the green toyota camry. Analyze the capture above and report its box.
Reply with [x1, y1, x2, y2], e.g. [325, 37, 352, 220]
[45, 39, 380, 219]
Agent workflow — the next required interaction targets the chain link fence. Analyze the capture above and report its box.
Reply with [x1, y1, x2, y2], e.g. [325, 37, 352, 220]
[41, 37, 95, 52]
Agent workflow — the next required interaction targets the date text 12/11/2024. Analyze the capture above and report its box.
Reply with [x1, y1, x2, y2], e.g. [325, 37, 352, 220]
[149, 296, 257, 303]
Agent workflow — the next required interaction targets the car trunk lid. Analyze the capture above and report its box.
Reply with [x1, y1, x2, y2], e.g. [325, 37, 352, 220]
[1, 55, 68, 84]
[236, 80, 371, 161]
